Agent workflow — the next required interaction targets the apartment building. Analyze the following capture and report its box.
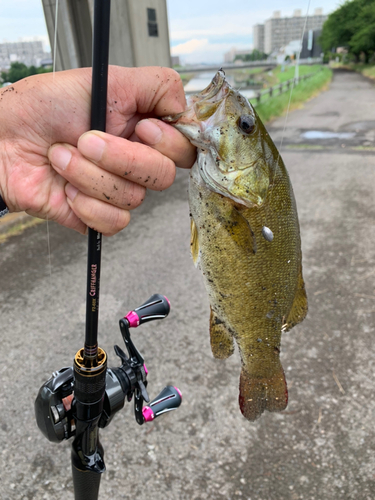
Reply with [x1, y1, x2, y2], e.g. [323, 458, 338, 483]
[0, 40, 47, 70]
[253, 24, 265, 54]
[254, 8, 327, 55]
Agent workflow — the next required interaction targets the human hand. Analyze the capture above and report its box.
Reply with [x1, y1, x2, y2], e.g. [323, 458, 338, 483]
[0, 66, 196, 235]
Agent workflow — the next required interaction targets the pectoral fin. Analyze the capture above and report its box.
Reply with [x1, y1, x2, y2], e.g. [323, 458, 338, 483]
[231, 207, 257, 255]
[190, 218, 200, 266]
[209, 307, 234, 359]
[283, 266, 308, 332]
[214, 203, 257, 256]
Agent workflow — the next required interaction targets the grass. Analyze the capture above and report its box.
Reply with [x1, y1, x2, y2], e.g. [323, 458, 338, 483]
[251, 66, 333, 123]
[0, 217, 44, 244]
[258, 64, 324, 87]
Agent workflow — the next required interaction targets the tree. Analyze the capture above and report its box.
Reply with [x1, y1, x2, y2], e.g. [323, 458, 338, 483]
[320, 0, 375, 62]
[234, 49, 268, 62]
[350, 3, 375, 62]
[1, 62, 52, 84]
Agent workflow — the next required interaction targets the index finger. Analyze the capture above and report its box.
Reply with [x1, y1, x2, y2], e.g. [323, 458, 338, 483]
[107, 66, 187, 126]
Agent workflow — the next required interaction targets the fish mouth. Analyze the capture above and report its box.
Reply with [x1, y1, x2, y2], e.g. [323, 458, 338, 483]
[194, 69, 227, 101]
[162, 70, 231, 146]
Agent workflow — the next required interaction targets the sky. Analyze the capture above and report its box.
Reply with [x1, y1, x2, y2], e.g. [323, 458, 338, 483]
[0, 0, 343, 65]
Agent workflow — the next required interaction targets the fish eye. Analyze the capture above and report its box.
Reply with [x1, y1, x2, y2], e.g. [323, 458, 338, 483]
[238, 115, 256, 134]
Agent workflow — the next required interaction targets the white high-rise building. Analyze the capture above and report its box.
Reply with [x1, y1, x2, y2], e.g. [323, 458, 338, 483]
[253, 25, 265, 53]
[0, 40, 47, 70]
[254, 9, 327, 55]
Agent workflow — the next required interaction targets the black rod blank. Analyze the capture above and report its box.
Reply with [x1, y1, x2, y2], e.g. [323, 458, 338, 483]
[85, 0, 111, 357]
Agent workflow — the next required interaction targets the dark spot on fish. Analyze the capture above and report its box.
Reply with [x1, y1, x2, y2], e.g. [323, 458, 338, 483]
[113, 184, 118, 190]
[103, 193, 110, 200]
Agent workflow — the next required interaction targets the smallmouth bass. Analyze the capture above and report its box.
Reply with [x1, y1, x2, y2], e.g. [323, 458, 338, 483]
[165, 71, 308, 421]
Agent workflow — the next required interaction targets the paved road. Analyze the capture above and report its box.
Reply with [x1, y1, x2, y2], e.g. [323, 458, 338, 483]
[1, 69, 375, 500]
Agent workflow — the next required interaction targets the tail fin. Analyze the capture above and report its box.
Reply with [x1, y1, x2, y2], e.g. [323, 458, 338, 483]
[239, 365, 288, 421]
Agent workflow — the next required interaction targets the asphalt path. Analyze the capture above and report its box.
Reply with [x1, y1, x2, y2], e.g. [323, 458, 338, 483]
[1, 69, 375, 500]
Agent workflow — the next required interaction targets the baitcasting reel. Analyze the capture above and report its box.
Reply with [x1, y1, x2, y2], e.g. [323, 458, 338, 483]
[35, 294, 182, 443]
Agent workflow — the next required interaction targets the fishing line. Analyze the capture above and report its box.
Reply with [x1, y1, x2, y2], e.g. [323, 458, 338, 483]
[264, 0, 311, 216]
[46, 0, 60, 279]
[278, 0, 311, 152]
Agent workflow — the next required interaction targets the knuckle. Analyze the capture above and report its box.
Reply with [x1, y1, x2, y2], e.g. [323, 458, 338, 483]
[119, 181, 146, 209]
[104, 210, 131, 236]
[156, 156, 176, 190]
[161, 67, 182, 87]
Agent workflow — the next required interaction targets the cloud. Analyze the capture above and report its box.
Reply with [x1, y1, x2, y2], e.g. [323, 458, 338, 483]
[169, 10, 273, 43]
[171, 39, 209, 55]
[173, 40, 253, 65]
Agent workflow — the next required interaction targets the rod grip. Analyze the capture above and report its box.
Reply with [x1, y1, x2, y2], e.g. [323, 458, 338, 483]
[72, 466, 102, 500]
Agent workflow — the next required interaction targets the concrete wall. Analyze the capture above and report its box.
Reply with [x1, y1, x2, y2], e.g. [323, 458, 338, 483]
[127, 0, 171, 67]
[42, 0, 92, 71]
[42, 0, 171, 71]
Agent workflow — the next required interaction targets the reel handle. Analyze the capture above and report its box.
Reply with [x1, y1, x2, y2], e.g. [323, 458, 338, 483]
[125, 294, 170, 327]
[142, 386, 182, 422]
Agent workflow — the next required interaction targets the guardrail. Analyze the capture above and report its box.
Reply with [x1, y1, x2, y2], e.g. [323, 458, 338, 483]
[253, 71, 319, 104]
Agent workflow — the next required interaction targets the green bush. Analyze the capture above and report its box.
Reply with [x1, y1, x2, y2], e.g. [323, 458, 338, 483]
[1, 62, 52, 84]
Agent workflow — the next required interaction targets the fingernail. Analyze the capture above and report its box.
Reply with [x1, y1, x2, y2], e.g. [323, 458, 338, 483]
[50, 145, 72, 170]
[136, 120, 163, 145]
[65, 183, 79, 201]
[78, 132, 106, 161]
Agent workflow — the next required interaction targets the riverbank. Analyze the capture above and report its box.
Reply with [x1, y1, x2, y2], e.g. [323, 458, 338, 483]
[252, 66, 333, 123]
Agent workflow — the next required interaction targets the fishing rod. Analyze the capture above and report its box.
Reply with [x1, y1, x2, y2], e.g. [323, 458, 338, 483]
[34, 1, 181, 499]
